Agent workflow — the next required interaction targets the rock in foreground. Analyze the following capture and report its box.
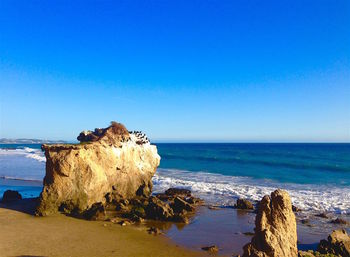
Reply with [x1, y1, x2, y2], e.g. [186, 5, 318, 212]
[242, 189, 298, 257]
[318, 229, 350, 257]
[36, 122, 160, 216]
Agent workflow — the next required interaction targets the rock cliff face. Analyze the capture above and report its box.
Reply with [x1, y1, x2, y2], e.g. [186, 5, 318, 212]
[36, 122, 160, 216]
[242, 189, 298, 257]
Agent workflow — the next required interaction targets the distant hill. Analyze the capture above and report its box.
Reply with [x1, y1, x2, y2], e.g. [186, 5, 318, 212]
[0, 138, 68, 144]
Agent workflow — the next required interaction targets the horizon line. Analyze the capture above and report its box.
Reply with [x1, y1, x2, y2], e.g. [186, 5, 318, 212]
[0, 137, 349, 144]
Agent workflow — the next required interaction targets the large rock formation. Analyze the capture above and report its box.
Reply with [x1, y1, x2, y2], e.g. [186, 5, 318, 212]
[36, 122, 160, 216]
[242, 189, 298, 257]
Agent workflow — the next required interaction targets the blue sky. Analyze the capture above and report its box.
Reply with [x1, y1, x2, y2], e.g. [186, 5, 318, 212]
[0, 0, 349, 142]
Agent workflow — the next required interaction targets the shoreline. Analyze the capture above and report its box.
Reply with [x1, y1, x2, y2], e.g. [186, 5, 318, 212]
[1, 178, 350, 256]
[0, 199, 208, 257]
[1, 198, 349, 256]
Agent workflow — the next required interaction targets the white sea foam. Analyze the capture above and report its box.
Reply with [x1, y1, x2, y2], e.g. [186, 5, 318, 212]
[153, 168, 350, 214]
[0, 147, 46, 162]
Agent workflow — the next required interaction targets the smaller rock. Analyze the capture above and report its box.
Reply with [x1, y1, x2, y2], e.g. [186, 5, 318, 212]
[318, 229, 350, 256]
[243, 232, 254, 236]
[165, 188, 191, 197]
[201, 245, 219, 252]
[331, 218, 348, 225]
[2, 190, 22, 203]
[235, 198, 254, 210]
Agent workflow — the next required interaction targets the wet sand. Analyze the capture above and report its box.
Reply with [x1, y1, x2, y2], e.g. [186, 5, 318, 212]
[158, 206, 350, 256]
[0, 199, 207, 257]
[147, 207, 255, 256]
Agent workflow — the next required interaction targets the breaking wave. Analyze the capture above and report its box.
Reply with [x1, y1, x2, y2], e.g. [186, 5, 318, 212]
[0, 147, 46, 162]
[153, 168, 350, 214]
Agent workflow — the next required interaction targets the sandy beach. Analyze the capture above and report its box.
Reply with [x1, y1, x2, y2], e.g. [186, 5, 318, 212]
[2, 197, 348, 257]
[0, 199, 207, 257]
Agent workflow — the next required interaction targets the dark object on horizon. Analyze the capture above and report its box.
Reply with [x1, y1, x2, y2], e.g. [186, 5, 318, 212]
[235, 198, 254, 210]
[1, 190, 22, 202]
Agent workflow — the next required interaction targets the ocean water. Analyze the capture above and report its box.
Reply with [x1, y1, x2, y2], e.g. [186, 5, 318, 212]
[0, 143, 349, 214]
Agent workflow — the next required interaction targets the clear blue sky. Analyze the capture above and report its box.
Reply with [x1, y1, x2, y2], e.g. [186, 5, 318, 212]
[0, 0, 349, 142]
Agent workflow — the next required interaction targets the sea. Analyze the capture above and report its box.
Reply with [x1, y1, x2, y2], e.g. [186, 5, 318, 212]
[1, 143, 350, 215]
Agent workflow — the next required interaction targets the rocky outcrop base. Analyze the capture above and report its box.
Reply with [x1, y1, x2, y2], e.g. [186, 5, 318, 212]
[64, 188, 202, 225]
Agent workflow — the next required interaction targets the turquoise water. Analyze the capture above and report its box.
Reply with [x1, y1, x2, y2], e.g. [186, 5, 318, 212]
[0, 143, 349, 213]
[156, 143, 350, 186]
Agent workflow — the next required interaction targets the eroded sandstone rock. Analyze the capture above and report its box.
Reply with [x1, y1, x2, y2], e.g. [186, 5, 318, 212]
[318, 229, 350, 257]
[242, 189, 298, 257]
[36, 122, 160, 216]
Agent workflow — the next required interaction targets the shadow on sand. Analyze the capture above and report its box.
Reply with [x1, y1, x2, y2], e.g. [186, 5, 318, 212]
[0, 198, 39, 215]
